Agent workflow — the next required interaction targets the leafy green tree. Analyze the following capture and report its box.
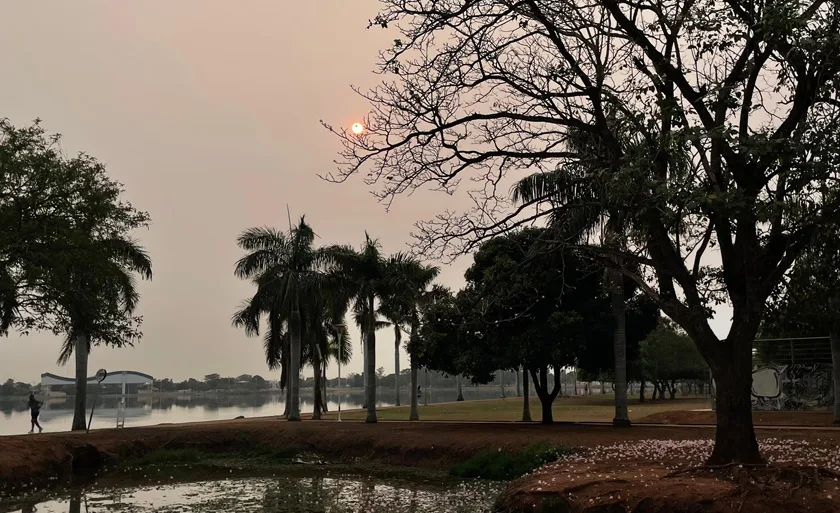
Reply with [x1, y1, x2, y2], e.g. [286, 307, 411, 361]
[328, 0, 840, 464]
[640, 319, 708, 400]
[0, 119, 153, 430]
[413, 229, 657, 423]
[512, 118, 656, 426]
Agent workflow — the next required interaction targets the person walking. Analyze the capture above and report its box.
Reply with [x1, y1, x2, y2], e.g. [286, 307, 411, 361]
[28, 392, 43, 434]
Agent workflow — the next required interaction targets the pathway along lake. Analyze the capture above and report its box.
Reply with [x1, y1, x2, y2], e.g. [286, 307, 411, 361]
[0, 387, 515, 435]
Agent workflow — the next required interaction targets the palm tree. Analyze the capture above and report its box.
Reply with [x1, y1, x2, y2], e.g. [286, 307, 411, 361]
[233, 217, 342, 421]
[233, 295, 292, 414]
[512, 121, 639, 427]
[50, 236, 153, 431]
[351, 303, 390, 410]
[378, 262, 439, 409]
[335, 235, 436, 423]
[406, 282, 447, 420]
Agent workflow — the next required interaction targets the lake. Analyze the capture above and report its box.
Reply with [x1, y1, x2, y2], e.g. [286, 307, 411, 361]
[0, 386, 515, 436]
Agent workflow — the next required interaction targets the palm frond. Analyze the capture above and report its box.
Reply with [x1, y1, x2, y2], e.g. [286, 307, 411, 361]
[96, 237, 153, 281]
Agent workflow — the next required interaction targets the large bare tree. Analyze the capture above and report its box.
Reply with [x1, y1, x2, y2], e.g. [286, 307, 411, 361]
[326, 0, 840, 463]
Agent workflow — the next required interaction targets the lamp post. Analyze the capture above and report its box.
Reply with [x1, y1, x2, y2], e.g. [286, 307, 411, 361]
[331, 323, 347, 422]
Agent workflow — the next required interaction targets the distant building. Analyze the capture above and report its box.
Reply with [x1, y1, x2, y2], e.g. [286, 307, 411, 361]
[41, 371, 154, 396]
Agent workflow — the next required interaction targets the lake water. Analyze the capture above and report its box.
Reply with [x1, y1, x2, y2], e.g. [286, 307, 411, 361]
[0, 386, 515, 436]
[2, 473, 503, 512]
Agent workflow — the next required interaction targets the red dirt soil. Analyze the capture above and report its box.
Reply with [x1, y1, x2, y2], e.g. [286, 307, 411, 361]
[2, 418, 840, 495]
[637, 410, 837, 426]
[497, 461, 840, 513]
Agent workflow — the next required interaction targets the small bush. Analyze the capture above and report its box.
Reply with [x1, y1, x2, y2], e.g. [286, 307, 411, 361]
[450, 442, 573, 481]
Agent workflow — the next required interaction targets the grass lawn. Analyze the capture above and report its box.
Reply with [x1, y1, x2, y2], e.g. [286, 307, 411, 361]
[326, 394, 710, 422]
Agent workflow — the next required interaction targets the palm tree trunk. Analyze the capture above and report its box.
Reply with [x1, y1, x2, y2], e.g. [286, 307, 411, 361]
[283, 365, 291, 417]
[424, 368, 429, 406]
[281, 351, 290, 417]
[365, 297, 377, 423]
[312, 344, 323, 420]
[499, 370, 506, 398]
[409, 330, 420, 420]
[456, 375, 464, 401]
[71, 333, 89, 431]
[521, 368, 532, 422]
[362, 331, 368, 410]
[288, 308, 302, 421]
[609, 267, 630, 427]
[321, 361, 329, 413]
[516, 368, 521, 397]
[831, 331, 840, 424]
[394, 325, 401, 406]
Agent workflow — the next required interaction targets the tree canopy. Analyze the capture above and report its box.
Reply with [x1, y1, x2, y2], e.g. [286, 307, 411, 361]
[411, 228, 658, 422]
[327, 0, 840, 464]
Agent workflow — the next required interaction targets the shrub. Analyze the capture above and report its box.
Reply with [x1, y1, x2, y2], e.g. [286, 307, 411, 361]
[450, 442, 573, 481]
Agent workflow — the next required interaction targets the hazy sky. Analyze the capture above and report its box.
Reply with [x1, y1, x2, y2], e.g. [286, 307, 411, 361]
[0, 1, 732, 384]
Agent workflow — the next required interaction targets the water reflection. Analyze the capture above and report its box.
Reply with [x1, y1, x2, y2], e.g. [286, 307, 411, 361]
[0, 386, 513, 436]
[6, 475, 502, 512]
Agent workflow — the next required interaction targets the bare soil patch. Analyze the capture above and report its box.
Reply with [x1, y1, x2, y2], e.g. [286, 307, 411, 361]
[637, 409, 836, 426]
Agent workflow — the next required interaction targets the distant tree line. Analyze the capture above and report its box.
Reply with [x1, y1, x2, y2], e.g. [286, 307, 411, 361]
[152, 373, 273, 393]
[0, 379, 34, 397]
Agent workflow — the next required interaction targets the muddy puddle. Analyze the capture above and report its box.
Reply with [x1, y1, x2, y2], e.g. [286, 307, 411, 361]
[2, 472, 503, 512]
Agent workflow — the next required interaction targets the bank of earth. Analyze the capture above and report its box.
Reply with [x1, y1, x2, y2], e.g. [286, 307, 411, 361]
[2, 418, 840, 512]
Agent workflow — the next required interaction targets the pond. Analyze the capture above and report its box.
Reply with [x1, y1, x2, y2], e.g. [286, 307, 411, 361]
[0, 386, 515, 436]
[2, 473, 503, 513]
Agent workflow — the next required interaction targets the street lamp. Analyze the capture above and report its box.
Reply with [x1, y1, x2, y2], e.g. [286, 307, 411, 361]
[331, 323, 347, 422]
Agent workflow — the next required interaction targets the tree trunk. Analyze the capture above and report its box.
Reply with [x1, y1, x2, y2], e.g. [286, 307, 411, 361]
[394, 325, 401, 407]
[288, 308, 302, 421]
[71, 333, 89, 431]
[516, 368, 521, 397]
[283, 374, 291, 417]
[456, 375, 464, 401]
[424, 368, 429, 406]
[832, 331, 840, 424]
[609, 267, 630, 427]
[521, 368, 532, 422]
[707, 346, 762, 464]
[409, 323, 420, 420]
[668, 380, 677, 400]
[312, 345, 322, 420]
[281, 350, 290, 417]
[321, 361, 329, 412]
[499, 370, 506, 398]
[365, 297, 377, 423]
[529, 366, 561, 424]
[639, 380, 645, 403]
[362, 331, 368, 410]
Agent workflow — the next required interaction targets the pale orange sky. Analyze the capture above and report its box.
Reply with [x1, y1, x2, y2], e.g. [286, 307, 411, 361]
[0, 1, 731, 383]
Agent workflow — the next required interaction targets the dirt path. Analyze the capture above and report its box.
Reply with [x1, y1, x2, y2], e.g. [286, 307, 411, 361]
[3, 416, 840, 495]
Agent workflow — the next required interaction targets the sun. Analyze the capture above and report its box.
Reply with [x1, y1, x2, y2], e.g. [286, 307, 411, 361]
[351, 122, 365, 135]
